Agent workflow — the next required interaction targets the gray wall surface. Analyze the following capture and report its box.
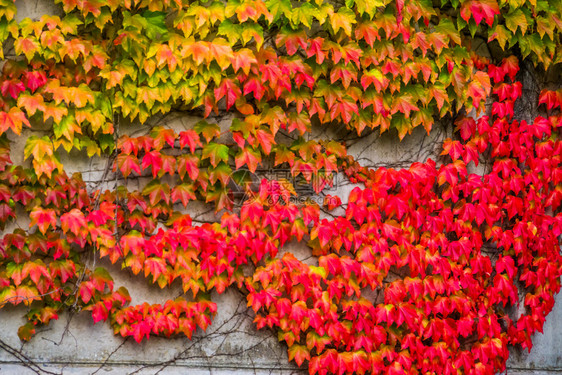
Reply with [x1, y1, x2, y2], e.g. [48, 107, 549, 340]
[0, 1, 561, 374]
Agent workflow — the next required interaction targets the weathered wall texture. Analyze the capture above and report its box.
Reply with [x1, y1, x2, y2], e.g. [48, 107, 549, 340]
[0, 1, 561, 374]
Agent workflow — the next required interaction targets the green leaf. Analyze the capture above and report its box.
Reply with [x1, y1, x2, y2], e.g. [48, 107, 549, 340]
[94, 7, 112, 29]
[354, 0, 385, 18]
[506, 0, 525, 6]
[142, 11, 169, 39]
[53, 114, 82, 142]
[266, 0, 292, 23]
[93, 267, 113, 284]
[202, 143, 229, 167]
[217, 20, 241, 45]
[230, 118, 254, 139]
[18, 323, 36, 341]
[241, 24, 264, 48]
[96, 95, 113, 119]
[205, 186, 232, 211]
[291, 3, 315, 28]
[208, 162, 232, 186]
[142, 180, 171, 205]
[309, 265, 327, 279]
[436, 18, 461, 45]
[224, 0, 242, 18]
[194, 120, 221, 143]
[391, 113, 411, 140]
[61, 14, 83, 34]
[505, 9, 528, 34]
[98, 134, 114, 152]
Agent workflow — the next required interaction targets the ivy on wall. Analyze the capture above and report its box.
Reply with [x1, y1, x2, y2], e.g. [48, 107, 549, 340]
[0, 0, 561, 374]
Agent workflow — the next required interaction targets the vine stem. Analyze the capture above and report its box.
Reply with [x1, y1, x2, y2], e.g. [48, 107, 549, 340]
[0, 337, 60, 375]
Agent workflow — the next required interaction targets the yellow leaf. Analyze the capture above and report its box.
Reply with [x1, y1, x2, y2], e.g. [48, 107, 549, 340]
[329, 7, 356, 37]
[488, 24, 510, 49]
[505, 9, 528, 35]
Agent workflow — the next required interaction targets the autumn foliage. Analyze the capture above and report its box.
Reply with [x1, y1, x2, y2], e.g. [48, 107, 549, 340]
[0, 0, 561, 374]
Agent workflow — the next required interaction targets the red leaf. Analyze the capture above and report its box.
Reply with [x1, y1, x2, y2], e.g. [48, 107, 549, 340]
[92, 301, 109, 323]
[49, 260, 76, 283]
[117, 154, 141, 178]
[231, 49, 257, 74]
[235, 147, 261, 173]
[79, 282, 94, 303]
[539, 89, 560, 111]
[0, 108, 31, 135]
[441, 139, 464, 160]
[172, 184, 196, 207]
[141, 151, 163, 178]
[460, 0, 500, 26]
[150, 127, 176, 150]
[160, 154, 176, 177]
[455, 117, 476, 140]
[214, 78, 241, 110]
[29, 207, 56, 234]
[1, 79, 26, 99]
[118, 135, 139, 155]
[142, 181, 170, 206]
[179, 129, 202, 153]
[25, 71, 47, 93]
[144, 257, 167, 281]
[243, 77, 266, 101]
[395, 0, 404, 23]
[255, 128, 274, 154]
[60, 209, 87, 236]
[177, 154, 199, 180]
[502, 56, 519, 81]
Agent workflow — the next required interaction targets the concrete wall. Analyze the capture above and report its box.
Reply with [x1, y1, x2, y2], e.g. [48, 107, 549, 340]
[0, 1, 561, 374]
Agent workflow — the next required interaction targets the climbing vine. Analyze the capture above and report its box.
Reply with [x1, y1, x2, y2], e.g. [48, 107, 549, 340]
[0, 0, 561, 374]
